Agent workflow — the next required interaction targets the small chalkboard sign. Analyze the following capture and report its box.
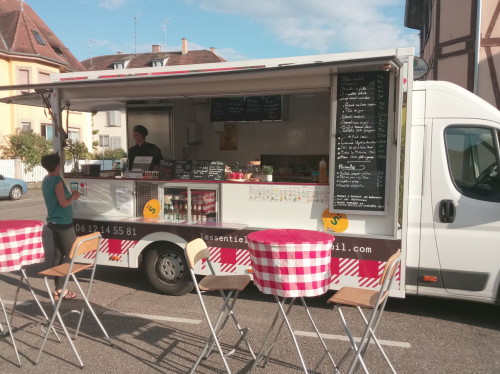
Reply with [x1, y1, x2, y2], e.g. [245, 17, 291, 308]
[208, 161, 225, 181]
[262, 95, 282, 120]
[333, 71, 390, 213]
[210, 95, 282, 122]
[175, 160, 192, 180]
[191, 160, 210, 180]
[159, 160, 176, 180]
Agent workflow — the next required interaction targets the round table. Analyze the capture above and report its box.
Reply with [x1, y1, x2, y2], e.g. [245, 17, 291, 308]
[0, 220, 45, 272]
[0, 220, 46, 366]
[247, 228, 335, 298]
[247, 228, 336, 373]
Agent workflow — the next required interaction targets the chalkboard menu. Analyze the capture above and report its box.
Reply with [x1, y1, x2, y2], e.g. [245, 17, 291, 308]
[158, 160, 176, 180]
[191, 160, 210, 180]
[333, 71, 390, 212]
[210, 95, 282, 122]
[175, 160, 192, 180]
[158, 160, 225, 181]
[207, 161, 225, 181]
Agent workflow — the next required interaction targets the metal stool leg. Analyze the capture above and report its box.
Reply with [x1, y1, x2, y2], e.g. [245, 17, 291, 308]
[11, 268, 61, 342]
[71, 274, 113, 346]
[189, 289, 233, 374]
[36, 277, 84, 368]
[0, 297, 21, 367]
[298, 297, 339, 373]
[275, 296, 308, 373]
[204, 290, 255, 360]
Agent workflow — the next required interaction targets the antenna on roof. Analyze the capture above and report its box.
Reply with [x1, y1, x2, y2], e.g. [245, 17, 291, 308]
[133, 13, 140, 54]
[161, 19, 170, 51]
[88, 40, 95, 67]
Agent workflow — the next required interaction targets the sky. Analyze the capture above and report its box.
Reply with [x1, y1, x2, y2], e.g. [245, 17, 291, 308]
[25, 0, 419, 63]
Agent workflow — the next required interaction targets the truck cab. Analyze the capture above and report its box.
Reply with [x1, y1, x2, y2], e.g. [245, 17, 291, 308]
[406, 80, 500, 303]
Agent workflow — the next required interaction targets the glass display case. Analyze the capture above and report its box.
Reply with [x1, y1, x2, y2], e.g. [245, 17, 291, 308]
[161, 183, 219, 223]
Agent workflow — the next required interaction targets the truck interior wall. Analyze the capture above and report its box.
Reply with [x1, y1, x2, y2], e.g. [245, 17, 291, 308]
[172, 92, 331, 165]
[127, 106, 173, 159]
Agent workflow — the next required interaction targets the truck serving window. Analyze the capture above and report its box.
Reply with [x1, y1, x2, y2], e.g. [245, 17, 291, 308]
[445, 126, 500, 202]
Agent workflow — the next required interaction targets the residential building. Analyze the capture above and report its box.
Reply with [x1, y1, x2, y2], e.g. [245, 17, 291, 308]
[405, 0, 500, 109]
[80, 39, 226, 154]
[0, 0, 90, 154]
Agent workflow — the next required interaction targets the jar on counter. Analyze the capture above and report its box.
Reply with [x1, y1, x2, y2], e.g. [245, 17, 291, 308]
[246, 161, 261, 181]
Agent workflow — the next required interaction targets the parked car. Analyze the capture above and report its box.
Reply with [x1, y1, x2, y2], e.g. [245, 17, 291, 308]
[0, 174, 28, 200]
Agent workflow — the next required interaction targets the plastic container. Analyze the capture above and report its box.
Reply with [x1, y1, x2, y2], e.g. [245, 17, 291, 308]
[247, 161, 261, 181]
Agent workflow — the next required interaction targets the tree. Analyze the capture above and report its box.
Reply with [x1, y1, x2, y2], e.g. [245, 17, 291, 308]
[91, 148, 127, 160]
[65, 139, 90, 171]
[0, 130, 52, 171]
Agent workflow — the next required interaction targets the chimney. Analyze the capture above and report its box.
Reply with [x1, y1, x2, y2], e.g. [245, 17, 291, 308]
[210, 47, 216, 54]
[152, 44, 161, 53]
[182, 38, 188, 55]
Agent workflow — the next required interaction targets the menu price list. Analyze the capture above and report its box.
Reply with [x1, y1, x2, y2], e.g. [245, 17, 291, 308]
[333, 71, 389, 212]
[159, 160, 225, 181]
[210, 95, 282, 122]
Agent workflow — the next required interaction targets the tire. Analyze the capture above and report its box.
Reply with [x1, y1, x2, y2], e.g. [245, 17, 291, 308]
[9, 186, 22, 200]
[143, 242, 194, 296]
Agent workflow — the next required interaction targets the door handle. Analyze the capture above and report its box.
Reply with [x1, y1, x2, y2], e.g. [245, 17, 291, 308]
[438, 199, 456, 223]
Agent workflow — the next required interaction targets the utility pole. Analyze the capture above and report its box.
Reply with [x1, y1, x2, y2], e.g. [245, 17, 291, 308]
[88, 40, 95, 67]
[133, 14, 140, 54]
[161, 19, 170, 51]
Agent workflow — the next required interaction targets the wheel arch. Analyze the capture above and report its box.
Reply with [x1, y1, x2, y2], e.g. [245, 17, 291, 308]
[129, 231, 188, 268]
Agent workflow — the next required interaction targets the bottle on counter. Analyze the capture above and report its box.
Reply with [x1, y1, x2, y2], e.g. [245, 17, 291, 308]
[173, 204, 179, 220]
[319, 158, 328, 184]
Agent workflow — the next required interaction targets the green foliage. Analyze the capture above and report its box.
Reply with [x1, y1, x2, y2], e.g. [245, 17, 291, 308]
[91, 148, 127, 160]
[65, 139, 90, 161]
[262, 165, 274, 175]
[0, 130, 52, 171]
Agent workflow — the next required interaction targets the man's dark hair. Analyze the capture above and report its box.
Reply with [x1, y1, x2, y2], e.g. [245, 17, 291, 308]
[133, 124, 148, 136]
[41, 154, 60, 172]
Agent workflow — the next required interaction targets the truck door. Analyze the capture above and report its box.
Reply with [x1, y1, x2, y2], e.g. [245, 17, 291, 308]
[431, 120, 500, 301]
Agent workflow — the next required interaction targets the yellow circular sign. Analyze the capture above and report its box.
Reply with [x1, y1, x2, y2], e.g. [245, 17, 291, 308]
[322, 209, 349, 233]
[143, 199, 161, 219]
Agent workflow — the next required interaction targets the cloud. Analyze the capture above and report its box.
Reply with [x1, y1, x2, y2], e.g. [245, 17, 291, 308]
[98, 0, 128, 10]
[187, 0, 419, 53]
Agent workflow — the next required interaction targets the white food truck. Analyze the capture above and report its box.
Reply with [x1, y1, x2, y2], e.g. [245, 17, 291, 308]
[1, 48, 499, 304]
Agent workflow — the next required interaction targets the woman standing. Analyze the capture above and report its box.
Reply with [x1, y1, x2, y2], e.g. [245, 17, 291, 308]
[41, 154, 81, 300]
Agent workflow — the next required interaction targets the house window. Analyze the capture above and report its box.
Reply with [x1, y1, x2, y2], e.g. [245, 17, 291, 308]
[99, 134, 109, 147]
[109, 136, 121, 150]
[17, 68, 30, 93]
[113, 62, 125, 69]
[32, 30, 45, 45]
[152, 59, 163, 67]
[41, 124, 53, 139]
[20, 121, 31, 132]
[38, 71, 50, 83]
[51, 45, 63, 56]
[106, 111, 121, 126]
[68, 128, 79, 141]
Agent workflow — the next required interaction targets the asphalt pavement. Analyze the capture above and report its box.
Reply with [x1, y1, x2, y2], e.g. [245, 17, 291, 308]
[0, 189, 499, 373]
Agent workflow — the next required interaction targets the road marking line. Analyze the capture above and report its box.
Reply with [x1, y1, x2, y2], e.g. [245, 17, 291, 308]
[3, 299, 408, 347]
[294, 331, 411, 348]
[103, 310, 202, 325]
[2, 300, 31, 306]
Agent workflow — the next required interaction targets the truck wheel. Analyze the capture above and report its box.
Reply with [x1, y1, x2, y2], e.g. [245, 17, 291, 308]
[9, 186, 22, 200]
[143, 242, 194, 296]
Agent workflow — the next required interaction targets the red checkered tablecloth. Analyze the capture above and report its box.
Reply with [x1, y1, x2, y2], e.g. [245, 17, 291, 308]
[247, 229, 335, 297]
[0, 220, 45, 272]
